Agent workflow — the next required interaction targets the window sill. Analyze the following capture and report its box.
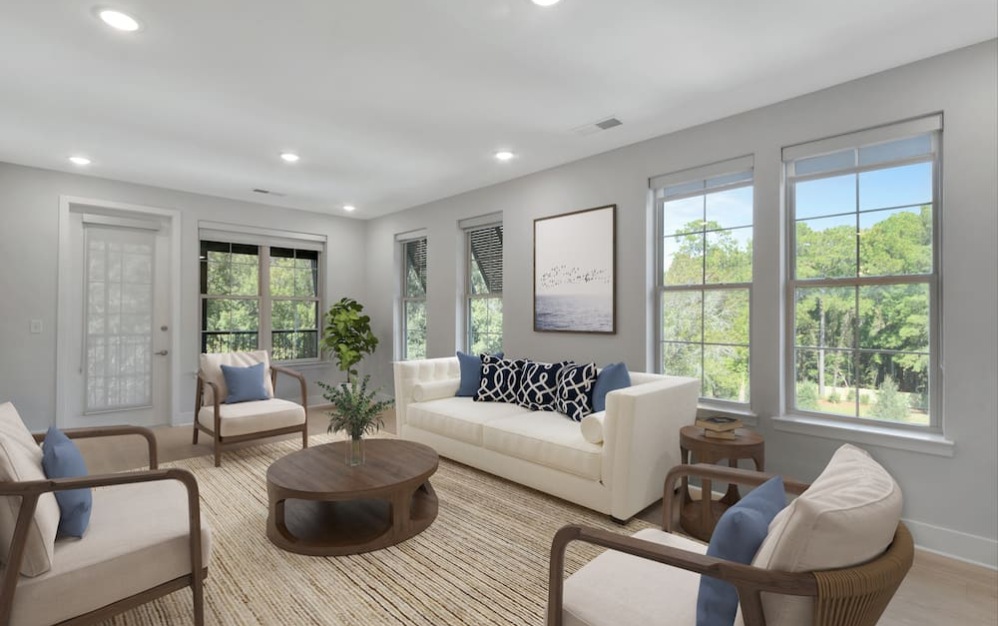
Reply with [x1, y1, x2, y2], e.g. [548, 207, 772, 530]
[696, 404, 759, 428]
[771, 415, 954, 457]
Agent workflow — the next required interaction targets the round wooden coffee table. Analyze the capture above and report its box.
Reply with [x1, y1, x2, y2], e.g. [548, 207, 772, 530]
[266, 439, 439, 556]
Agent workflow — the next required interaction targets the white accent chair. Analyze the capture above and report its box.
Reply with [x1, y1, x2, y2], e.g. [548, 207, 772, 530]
[548, 445, 914, 626]
[194, 350, 308, 467]
[0, 403, 210, 625]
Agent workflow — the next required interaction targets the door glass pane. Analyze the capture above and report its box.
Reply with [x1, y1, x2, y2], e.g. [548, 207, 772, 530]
[85, 226, 154, 412]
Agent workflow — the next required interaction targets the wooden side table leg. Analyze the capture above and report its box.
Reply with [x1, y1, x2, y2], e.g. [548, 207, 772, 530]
[721, 457, 741, 506]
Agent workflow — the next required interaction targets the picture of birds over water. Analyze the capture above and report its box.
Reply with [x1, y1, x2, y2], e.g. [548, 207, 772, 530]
[534, 205, 615, 333]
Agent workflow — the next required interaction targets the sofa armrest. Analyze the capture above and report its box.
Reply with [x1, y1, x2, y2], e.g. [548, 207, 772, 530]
[412, 378, 461, 402]
[393, 357, 461, 428]
[602, 376, 699, 521]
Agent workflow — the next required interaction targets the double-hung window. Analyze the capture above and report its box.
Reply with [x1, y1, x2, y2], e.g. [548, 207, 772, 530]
[199, 228, 323, 362]
[400, 236, 428, 360]
[785, 115, 941, 428]
[463, 220, 503, 355]
[654, 157, 754, 405]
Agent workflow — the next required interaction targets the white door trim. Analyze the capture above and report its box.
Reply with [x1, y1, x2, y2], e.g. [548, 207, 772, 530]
[56, 195, 183, 427]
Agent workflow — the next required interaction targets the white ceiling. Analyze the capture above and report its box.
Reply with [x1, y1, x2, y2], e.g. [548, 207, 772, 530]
[1, 1, 995, 219]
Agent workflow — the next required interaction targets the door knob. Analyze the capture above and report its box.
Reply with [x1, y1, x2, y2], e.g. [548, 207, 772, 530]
[155, 350, 169, 356]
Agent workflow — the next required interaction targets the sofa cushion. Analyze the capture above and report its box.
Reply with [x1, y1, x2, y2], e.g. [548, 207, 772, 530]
[592, 363, 631, 413]
[579, 411, 606, 444]
[407, 397, 531, 446]
[563, 528, 706, 626]
[9, 480, 213, 626]
[199, 350, 275, 406]
[456, 351, 502, 397]
[697, 476, 786, 626]
[475, 355, 522, 404]
[516, 361, 569, 411]
[197, 398, 305, 438]
[41, 427, 92, 538]
[749, 444, 902, 626]
[483, 411, 602, 480]
[556, 362, 598, 422]
[0, 404, 59, 577]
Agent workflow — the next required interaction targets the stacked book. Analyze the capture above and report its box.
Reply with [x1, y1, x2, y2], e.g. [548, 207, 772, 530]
[695, 416, 743, 440]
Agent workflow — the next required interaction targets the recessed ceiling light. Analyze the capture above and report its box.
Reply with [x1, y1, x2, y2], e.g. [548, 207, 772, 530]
[343, 205, 356, 212]
[532, 0, 562, 6]
[280, 152, 300, 163]
[495, 151, 515, 161]
[97, 9, 141, 32]
[69, 156, 92, 166]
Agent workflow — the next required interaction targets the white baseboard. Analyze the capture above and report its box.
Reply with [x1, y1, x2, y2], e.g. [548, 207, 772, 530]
[904, 518, 998, 569]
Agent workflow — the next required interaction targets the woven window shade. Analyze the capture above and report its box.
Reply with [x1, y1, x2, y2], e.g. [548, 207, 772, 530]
[405, 238, 428, 294]
[469, 225, 503, 293]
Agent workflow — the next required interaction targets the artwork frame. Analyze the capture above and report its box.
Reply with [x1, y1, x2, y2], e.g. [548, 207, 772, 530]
[533, 204, 616, 334]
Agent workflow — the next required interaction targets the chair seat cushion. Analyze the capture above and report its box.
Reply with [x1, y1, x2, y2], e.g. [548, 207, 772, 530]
[563, 528, 706, 626]
[10, 479, 212, 626]
[483, 411, 602, 481]
[198, 398, 305, 437]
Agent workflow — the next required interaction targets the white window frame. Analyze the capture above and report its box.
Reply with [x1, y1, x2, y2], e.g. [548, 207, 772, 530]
[461, 215, 503, 355]
[783, 115, 942, 432]
[399, 235, 428, 361]
[652, 156, 755, 409]
[198, 224, 325, 364]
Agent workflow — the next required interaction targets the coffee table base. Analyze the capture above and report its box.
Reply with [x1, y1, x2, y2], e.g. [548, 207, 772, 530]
[267, 480, 438, 556]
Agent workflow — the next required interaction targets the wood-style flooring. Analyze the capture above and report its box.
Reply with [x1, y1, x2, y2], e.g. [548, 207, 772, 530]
[78, 408, 997, 626]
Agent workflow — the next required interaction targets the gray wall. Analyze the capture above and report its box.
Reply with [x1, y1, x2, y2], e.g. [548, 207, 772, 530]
[364, 40, 998, 565]
[0, 164, 367, 429]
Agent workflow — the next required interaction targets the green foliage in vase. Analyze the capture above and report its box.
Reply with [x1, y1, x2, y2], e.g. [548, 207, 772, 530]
[320, 297, 379, 382]
[317, 375, 393, 439]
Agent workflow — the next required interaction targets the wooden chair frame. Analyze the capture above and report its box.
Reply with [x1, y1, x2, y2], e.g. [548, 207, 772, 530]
[194, 363, 308, 467]
[548, 463, 914, 626]
[0, 426, 207, 626]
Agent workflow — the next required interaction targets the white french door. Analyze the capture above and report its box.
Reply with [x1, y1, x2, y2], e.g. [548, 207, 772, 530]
[60, 210, 173, 428]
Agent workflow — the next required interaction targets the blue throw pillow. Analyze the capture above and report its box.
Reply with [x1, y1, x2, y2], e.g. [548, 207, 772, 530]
[592, 362, 631, 412]
[41, 426, 92, 538]
[456, 351, 503, 397]
[696, 476, 787, 626]
[220, 362, 270, 403]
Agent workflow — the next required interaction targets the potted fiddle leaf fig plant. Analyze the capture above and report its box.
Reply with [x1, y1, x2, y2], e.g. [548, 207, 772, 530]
[317, 297, 392, 465]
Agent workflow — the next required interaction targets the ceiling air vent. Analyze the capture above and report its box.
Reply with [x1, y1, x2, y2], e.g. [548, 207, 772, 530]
[571, 116, 623, 136]
[252, 188, 286, 197]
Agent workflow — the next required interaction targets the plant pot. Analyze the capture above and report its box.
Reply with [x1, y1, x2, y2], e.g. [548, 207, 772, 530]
[346, 435, 365, 466]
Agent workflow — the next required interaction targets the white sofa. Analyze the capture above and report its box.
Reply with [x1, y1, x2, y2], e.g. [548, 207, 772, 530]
[393, 357, 699, 521]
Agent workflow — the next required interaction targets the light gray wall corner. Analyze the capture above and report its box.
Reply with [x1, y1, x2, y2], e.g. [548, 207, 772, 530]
[361, 40, 998, 565]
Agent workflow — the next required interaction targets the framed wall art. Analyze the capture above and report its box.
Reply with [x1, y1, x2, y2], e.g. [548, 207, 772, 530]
[533, 204, 616, 334]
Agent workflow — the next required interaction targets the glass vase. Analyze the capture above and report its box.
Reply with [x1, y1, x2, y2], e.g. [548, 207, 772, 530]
[346, 435, 365, 466]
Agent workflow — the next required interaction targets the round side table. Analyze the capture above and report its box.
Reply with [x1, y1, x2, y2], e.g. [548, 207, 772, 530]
[679, 425, 765, 542]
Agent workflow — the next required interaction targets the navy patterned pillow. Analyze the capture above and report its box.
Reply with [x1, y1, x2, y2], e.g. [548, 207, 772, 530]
[556, 362, 598, 421]
[516, 361, 570, 411]
[475, 355, 522, 403]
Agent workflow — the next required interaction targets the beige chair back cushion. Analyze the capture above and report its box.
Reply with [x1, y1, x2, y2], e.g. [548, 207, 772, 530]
[0, 403, 60, 577]
[747, 443, 902, 626]
[199, 351, 275, 406]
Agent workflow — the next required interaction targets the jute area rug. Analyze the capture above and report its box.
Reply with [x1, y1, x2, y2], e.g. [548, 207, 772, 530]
[105, 434, 652, 625]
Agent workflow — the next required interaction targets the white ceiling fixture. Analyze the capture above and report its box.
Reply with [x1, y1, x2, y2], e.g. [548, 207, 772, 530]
[343, 204, 356, 212]
[96, 8, 141, 32]
[279, 152, 300, 163]
[532, 0, 562, 6]
[0, 2, 994, 219]
[68, 156, 92, 166]
[495, 151, 515, 162]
